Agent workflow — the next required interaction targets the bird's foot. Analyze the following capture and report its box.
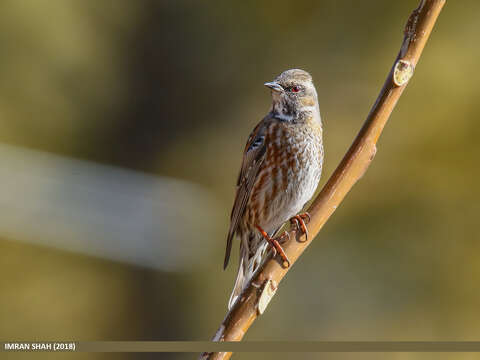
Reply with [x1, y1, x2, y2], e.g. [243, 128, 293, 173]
[290, 212, 311, 242]
[255, 225, 290, 268]
[276, 230, 290, 244]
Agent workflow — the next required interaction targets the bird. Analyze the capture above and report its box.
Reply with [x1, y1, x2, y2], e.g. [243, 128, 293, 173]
[224, 68, 324, 309]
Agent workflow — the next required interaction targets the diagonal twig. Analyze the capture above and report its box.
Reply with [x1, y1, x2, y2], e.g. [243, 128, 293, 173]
[200, 1, 446, 359]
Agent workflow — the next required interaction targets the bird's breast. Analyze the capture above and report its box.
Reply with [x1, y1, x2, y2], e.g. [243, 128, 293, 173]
[246, 122, 323, 233]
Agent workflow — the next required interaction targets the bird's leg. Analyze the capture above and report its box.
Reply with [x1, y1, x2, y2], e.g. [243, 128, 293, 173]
[255, 225, 290, 268]
[290, 212, 311, 242]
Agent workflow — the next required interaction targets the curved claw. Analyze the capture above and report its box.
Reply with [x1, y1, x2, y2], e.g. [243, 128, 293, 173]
[290, 213, 310, 242]
[270, 244, 277, 258]
[276, 230, 290, 244]
[281, 257, 291, 268]
[301, 212, 311, 224]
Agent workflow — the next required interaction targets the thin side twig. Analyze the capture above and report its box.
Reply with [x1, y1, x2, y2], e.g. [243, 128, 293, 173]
[201, 1, 445, 359]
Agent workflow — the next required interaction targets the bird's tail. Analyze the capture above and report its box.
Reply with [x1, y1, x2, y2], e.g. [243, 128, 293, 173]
[227, 240, 269, 310]
[227, 256, 245, 310]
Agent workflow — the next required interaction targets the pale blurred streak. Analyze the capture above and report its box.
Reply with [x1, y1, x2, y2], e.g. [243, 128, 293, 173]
[0, 142, 220, 271]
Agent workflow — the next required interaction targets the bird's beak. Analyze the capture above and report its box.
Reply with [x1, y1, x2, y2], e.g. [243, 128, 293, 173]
[264, 82, 284, 92]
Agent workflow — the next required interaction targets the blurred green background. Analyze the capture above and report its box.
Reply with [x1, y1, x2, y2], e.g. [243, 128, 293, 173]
[1, 0, 479, 359]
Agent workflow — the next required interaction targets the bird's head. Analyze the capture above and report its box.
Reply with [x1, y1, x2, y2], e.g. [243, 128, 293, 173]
[264, 69, 319, 122]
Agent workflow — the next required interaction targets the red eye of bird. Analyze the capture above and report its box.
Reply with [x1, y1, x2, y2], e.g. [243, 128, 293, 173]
[291, 86, 300, 93]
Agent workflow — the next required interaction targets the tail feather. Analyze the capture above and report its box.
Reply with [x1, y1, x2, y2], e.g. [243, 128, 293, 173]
[228, 256, 245, 310]
[227, 241, 269, 310]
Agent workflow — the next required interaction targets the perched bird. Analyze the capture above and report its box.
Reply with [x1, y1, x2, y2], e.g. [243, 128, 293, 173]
[224, 69, 324, 309]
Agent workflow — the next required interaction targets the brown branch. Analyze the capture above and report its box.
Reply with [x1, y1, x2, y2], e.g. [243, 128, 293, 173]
[200, 1, 445, 358]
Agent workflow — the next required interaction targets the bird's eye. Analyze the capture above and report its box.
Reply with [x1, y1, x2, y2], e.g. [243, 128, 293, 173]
[290, 86, 300, 93]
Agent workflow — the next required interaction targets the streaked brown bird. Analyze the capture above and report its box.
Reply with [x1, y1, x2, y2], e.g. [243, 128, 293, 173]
[224, 69, 324, 309]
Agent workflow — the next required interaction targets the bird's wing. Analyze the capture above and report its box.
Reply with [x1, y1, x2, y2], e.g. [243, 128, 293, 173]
[223, 117, 271, 269]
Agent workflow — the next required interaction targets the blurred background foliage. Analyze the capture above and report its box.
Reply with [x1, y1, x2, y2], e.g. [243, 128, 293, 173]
[1, 0, 479, 359]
